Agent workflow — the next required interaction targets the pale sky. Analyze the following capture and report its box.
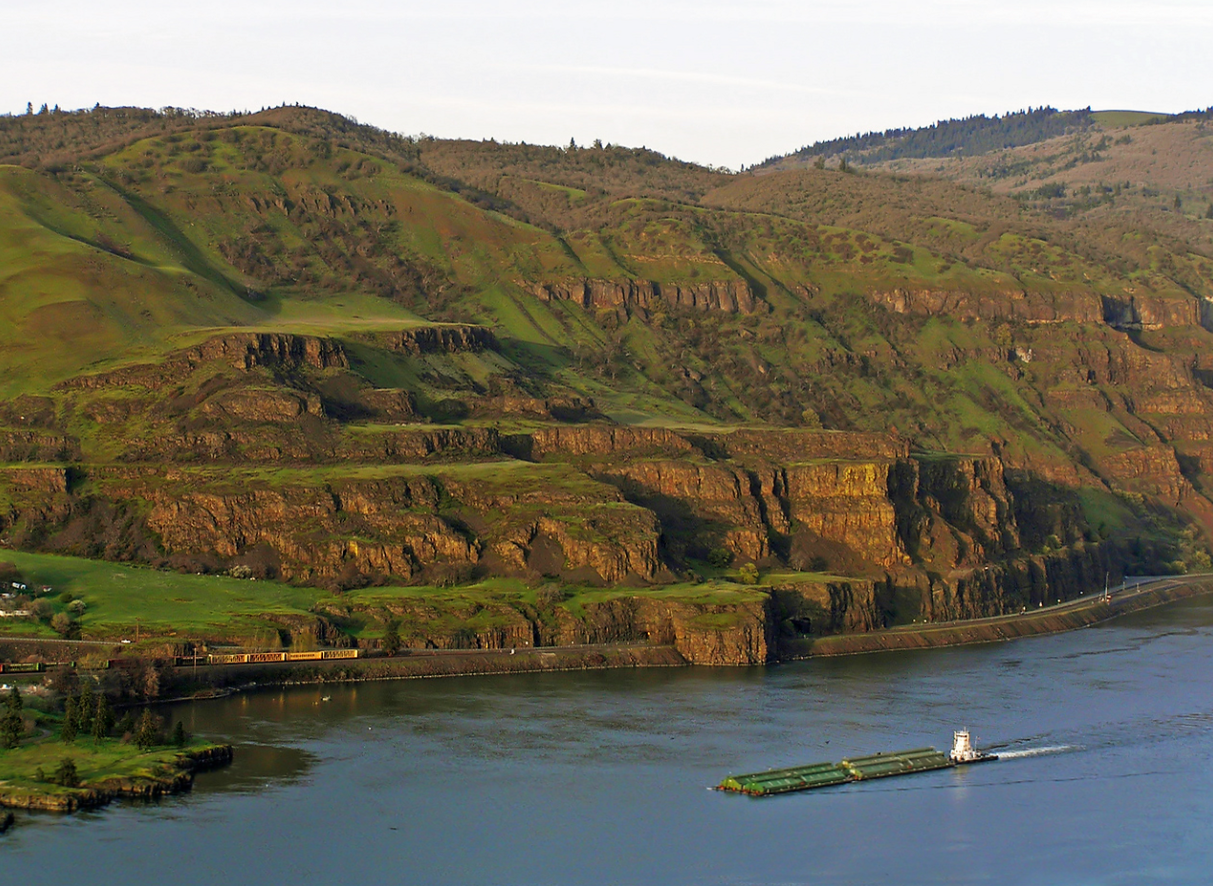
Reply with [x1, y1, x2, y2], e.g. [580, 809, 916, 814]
[5, 0, 1212, 169]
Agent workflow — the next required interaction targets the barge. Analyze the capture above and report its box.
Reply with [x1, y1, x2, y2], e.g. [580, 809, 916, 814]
[718, 730, 997, 797]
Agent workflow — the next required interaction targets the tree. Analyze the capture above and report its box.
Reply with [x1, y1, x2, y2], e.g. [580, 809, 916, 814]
[53, 757, 80, 788]
[382, 619, 401, 656]
[77, 682, 94, 733]
[172, 720, 187, 748]
[1206, 202, 1213, 220]
[134, 709, 159, 750]
[92, 695, 113, 743]
[738, 562, 760, 584]
[60, 706, 78, 744]
[1, 687, 22, 749]
[50, 612, 78, 638]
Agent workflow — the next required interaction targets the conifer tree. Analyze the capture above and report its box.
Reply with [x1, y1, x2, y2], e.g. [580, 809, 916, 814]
[77, 681, 94, 733]
[134, 709, 158, 750]
[0, 692, 21, 749]
[0, 703, 20, 747]
[173, 720, 187, 748]
[92, 695, 113, 743]
[61, 697, 78, 744]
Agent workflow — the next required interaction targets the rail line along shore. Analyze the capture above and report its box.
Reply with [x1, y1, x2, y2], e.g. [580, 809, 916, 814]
[3, 576, 1208, 697]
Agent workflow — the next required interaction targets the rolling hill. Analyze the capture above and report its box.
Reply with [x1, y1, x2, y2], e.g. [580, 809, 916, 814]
[0, 103, 1211, 653]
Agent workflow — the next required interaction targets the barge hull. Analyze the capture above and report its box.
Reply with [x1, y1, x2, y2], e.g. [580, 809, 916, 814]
[718, 747, 959, 796]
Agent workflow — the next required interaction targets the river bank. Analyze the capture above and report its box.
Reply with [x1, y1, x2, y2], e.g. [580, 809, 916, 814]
[783, 575, 1213, 658]
[3, 578, 1210, 701]
[146, 575, 1213, 697]
[0, 743, 233, 814]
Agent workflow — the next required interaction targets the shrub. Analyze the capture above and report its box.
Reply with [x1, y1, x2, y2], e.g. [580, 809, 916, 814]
[53, 757, 80, 788]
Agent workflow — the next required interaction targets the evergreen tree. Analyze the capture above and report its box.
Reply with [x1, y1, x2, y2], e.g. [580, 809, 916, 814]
[61, 697, 78, 744]
[0, 684, 20, 747]
[77, 682, 94, 733]
[93, 695, 114, 743]
[0, 709, 20, 749]
[134, 709, 158, 750]
[173, 720, 187, 748]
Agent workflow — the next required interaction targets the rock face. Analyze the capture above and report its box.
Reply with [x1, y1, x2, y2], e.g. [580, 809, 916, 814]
[330, 593, 774, 665]
[357, 325, 498, 354]
[532, 277, 758, 314]
[871, 287, 1202, 329]
[60, 332, 350, 391]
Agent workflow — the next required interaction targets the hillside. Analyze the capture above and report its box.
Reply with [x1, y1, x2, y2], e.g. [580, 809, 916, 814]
[1, 104, 1211, 653]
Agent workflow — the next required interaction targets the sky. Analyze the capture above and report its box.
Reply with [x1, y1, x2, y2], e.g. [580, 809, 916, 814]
[5, 0, 1213, 169]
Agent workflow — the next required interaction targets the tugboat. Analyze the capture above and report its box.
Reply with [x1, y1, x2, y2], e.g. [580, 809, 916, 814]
[949, 729, 998, 765]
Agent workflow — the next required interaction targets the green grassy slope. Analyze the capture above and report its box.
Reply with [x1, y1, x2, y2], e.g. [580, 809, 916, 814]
[0, 104, 1209, 611]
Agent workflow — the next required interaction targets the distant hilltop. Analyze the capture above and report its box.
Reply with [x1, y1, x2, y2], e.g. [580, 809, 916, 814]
[756, 105, 1213, 171]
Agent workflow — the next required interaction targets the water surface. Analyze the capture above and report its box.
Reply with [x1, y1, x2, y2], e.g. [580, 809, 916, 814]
[5, 597, 1213, 885]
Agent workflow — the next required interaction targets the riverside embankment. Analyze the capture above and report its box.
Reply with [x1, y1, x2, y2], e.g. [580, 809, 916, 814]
[782, 575, 1213, 658]
[151, 574, 1213, 695]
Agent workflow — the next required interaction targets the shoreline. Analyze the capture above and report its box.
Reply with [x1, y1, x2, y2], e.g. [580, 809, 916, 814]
[0, 744, 234, 815]
[781, 576, 1213, 659]
[3, 578, 1211, 699]
[156, 576, 1213, 696]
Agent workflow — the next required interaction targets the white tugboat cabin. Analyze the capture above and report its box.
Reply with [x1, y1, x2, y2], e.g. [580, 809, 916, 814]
[949, 729, 998, 765]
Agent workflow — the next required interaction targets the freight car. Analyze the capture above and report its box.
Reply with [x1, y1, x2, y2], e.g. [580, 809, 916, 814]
[0, 662, 45, 674]
[205, 649, 361, 666]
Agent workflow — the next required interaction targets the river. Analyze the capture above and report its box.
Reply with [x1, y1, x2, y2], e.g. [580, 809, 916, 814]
[5, 595, 1213, 885]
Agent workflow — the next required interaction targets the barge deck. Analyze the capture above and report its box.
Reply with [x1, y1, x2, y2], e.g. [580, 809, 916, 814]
[718, 731, 996, 797]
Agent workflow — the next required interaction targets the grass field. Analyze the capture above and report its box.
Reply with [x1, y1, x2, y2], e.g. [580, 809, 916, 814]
[0, 734, 215, 801]
[0, 548, 808, 644]
[0, 549, 323, 639]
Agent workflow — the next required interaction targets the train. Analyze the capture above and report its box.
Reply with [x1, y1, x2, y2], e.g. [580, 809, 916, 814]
[203, 649, 361, 665]
[0, 649, 362, 674]
[0, 661, 46, 674]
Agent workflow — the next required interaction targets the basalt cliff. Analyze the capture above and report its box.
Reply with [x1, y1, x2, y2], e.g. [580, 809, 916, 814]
[0, 105, 1211, 664]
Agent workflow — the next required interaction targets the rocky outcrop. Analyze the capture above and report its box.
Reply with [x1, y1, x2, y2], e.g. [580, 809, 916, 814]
[198, 389, 324, 422]
[915, 542, 1111, 622]
[1101, 294, 1204, 330]
[0, 430, 79, 462]
[335, 592, 773, 665]
[874, 287, 1204, 330]
[508, 425, 696, 460]
[531, 277, 758, 314]
[60, 332, 348, 391]
[871, 287, 1105, 324]
[770, 579, 885, 635]
[1099, 446, 1190, 505]
[357, 325, 498, 355]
